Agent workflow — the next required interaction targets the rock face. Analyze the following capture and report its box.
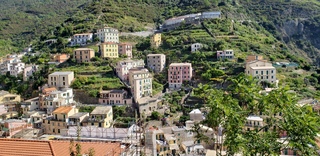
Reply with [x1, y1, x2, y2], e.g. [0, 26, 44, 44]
[282, 19, 304, 38]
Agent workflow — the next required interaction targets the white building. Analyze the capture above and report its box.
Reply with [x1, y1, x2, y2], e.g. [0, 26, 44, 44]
[189, 109, 204, 122]
[147, 54, 166, 73]
[9, 62, 25, 77]
[201, 11, 221, 19]
[70, 33, 93, 46]
[217, 50, 234, 59]
[23, 65, 39, 81]
[191, 43, 203, 52]
[129, 68, 152, 102]
[48, 71, 74, 88]
[246, 116, 263, 131]
[0, 58, 23, 76]
[245, 60, 276, 83]
[96, 27, 119, 43]
[116, 59, 145, 82]
[21, 97, 40, 114]
[42, 88, 74, 114]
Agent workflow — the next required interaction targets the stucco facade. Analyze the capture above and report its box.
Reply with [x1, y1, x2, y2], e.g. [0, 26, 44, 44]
[245, 60, 276, 83]
[87, 106, 113, 128]
[147, 54, 166, 73]
[150, 33, 162, 48]
[73, 48, 95, 63]
[48, 71, 74, 88]
[217, 50, 234, 59]
[118, 43, 132, 58]
[116, 59, 145, 81]
[129, 68, 152, 102]
[98, 90, 132, 105]
[96, 27, 119, 43]
[168, 63, 192, 89]
[100, 42, 119, 58]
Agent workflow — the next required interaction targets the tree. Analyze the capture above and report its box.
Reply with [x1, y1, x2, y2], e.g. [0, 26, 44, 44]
[193, 74, 320, 155]
[151, 111, 161, 120]
[87, 148, 95, 156]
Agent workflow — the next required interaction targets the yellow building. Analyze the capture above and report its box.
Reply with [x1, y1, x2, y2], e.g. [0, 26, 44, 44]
[42, 106, 78, 134]
[100, 42, 119, 58]
[87, 106, 113, 128]
[0, 90, 21, 112]
[150, 33, 161, 48]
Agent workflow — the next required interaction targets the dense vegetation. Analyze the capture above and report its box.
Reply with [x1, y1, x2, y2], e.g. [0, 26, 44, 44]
[0, 0, 90, 54]
[193, 74, 320, 155]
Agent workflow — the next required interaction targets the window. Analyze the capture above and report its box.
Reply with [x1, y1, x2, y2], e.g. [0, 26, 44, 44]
[53, 129, 55, 133]
[256, 71, 258, 74]
[261, 71, 263, 75]
[58, 129, 60, 133]
[261, 76, 263, 79]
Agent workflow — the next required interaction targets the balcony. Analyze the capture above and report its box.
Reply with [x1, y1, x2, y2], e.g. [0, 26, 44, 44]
[87, 118, 106, 122]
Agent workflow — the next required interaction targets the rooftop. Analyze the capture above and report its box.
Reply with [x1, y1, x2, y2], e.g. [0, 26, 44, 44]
[247, 116, 263, 122]
[118, 42, 132, 45]
[0, 139, 54, 156]
[147, 53, 165, 57]
[42, 87, 57, 93]
[73, 33, 93, 35]
[118, 59, 144, 64]
[24, 97, 39, 102]
[74, 48, 94, 51]
[100, 89, 126, 94]
[49, 71, 74, 76]
[53, 106, 74, 114]
[250, 66, 275, 70]
[129, 68, 150, 74]
[182, 140, 195, 147]
[69, 112, 89, 119]
[136, 97, 157, 105]
[0, 90, 10, 97]
[101, 42, 118, 45]
[169, 63, 192, 67]
[189, 109, 202, 114]
[91, 106, 112, 115]
[0, 138, 123, 156]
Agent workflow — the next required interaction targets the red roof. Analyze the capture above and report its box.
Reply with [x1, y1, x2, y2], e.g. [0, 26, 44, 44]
[0, 138, 123, 156]
[0, 139, 54, 156]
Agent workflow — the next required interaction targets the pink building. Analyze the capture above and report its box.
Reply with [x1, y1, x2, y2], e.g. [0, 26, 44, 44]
[99, 90, 132, 105]
[168, 63, 192, 89]
[118, 43, 133, 59]
[0, 105, 6, 115]
[116, 59, 145, 82]
[2, 120, 32, 136]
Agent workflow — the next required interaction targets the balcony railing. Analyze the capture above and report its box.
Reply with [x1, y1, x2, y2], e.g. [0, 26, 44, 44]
[87, 118, 106, 122]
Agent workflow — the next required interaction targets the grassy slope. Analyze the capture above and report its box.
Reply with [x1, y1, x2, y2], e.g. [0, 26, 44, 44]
[0, 0, 89, 54]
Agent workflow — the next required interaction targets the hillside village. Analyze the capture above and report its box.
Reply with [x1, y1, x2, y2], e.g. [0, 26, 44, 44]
[0, 5, 320, 156]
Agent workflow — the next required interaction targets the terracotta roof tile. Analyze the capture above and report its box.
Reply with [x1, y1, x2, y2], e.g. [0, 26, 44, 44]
[0, 139, 123, 156]
[0, 138, 54, 156]
[53, 106, 73, 114]
[43, 87, 57, 94]
[51, 141, 122, 156]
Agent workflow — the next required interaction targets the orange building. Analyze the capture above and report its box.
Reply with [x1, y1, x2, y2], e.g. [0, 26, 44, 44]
[50, 54, 70, 63]
[73, 48, 95, 63]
